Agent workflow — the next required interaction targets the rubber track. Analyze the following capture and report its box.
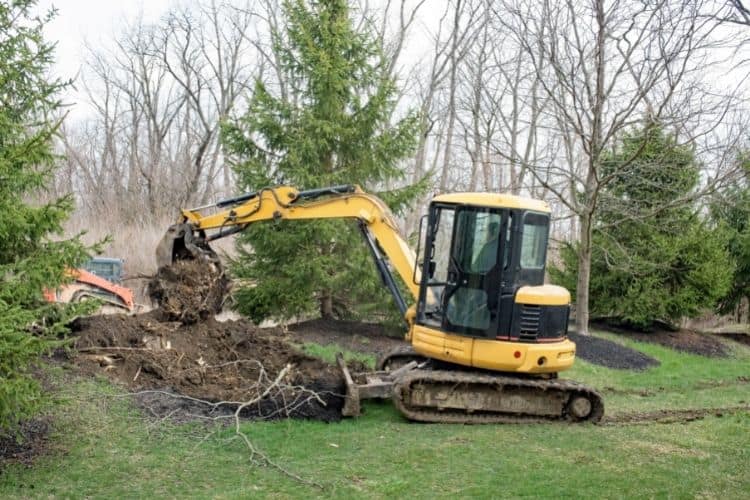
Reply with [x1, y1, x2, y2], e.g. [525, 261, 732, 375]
[392, 370, 605, 424]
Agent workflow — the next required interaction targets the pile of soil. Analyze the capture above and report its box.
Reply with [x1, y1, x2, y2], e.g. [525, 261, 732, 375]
[569, 332, 659, 370]
[71, 313, 345, 421]
[592, 321, 729, 358]
[148, 260, 231, 324]
[69, 261, 347, 422]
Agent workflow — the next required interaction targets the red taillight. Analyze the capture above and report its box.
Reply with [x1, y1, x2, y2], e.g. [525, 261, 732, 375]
[514, 351, 521, 359]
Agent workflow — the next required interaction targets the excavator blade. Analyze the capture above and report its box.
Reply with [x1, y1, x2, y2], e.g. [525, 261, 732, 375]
[156, 223, 219, 268]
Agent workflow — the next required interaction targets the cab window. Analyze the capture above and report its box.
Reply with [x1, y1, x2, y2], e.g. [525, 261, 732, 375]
[520, 213, 549, 269]
[454, 210, 502, 274]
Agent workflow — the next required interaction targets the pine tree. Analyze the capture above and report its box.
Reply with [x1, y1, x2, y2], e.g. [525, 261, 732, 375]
[711, 153, 750, 320]
[0, 1, 93, 433]
[551, 123, 732, 329]
[223, 0, 422, 323]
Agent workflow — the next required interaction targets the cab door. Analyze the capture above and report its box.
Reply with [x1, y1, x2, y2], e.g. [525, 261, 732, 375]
[441, 207, 509, 339]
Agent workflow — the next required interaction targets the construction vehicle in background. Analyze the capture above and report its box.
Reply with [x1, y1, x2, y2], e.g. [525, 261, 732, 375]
[82, 257, 127, 285]
[44, 257, 135, 313]
[157, 185, 603, 423]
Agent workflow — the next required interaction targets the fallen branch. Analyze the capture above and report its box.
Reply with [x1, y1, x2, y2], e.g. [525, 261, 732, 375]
[107, 362, 329, 489]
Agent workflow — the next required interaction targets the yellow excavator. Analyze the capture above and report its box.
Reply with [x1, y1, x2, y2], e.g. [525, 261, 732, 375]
[157, 185, 603, 423]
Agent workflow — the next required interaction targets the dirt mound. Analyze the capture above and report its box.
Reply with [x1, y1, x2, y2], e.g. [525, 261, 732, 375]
[148, 259, 231, 324]
[70, 313, 345, 422]
[592, 321, 729, 358]
[569, 332, 659, 370]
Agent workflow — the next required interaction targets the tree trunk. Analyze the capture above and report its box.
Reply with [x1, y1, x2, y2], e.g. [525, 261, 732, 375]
[575, 212, 593, 335]
[439, 0, 463, 191]
[320, 291, 334, 319]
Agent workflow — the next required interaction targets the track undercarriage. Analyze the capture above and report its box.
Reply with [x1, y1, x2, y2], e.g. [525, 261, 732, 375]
[337, 349, 604, 424]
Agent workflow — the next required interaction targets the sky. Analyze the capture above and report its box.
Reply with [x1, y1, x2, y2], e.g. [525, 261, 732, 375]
[37, 0, 438, 120]
[38, 0, 175, 116]
[40, 0, 173, 74]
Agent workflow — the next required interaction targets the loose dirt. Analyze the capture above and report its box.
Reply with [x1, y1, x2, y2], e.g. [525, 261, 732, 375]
[0, 419, 50, 466]
[71, 313, 345, 422]
[569, 332, 659, 370]
[68, 260, 350, 422]
[148, 259, 231, 324]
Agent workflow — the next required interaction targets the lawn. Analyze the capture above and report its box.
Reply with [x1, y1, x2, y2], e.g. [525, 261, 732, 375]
[1, 331, 748, 499]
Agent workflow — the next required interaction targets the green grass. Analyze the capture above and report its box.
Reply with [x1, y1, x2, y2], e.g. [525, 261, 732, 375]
[299, 342, 377, 369]
[567, 331, 750, 415]
[1, 333, 749, 498]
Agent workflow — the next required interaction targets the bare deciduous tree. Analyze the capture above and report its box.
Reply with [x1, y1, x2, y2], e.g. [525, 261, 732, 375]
[63, 1, 259, 223]
[496, 0, 742, 334]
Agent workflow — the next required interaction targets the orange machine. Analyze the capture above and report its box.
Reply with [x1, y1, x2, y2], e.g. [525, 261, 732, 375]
[44, 268, 134, 312]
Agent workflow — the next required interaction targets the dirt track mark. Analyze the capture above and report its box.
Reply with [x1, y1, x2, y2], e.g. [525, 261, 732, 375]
[602, 405, 750, 425]
[602, 376, 750, 397]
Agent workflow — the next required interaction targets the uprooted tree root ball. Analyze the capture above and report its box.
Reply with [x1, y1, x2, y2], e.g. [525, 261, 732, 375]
[148, 259, 232, 324]
[70, 313, 346, 422]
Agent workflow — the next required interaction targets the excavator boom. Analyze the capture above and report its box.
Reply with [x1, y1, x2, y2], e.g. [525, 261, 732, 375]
[157, 185, 419, 316]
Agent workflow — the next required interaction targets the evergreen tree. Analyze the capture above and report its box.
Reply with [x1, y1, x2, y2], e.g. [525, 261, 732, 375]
[711, 153, 750, 320]
[223, 0, 422, 323]
[551, 123, 732, 329]
[0, 1, 93, 433]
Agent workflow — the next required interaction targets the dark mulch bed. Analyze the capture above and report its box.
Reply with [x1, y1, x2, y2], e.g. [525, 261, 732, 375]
[592, 321, 729, 358]
[288, 318, 405, 357]
[568, 331, 660, 370]
[717, 332, 750, 347]
[0, 418, 50, 467]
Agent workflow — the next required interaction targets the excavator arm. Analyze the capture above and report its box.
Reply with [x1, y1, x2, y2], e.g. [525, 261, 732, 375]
[157, 184, 420, 317]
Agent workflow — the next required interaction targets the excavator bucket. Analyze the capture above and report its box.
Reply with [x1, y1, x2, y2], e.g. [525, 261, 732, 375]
[156, 223, 219, 268]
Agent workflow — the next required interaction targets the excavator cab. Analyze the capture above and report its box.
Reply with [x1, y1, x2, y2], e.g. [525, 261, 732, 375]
[406, 193, 576, 376]
[416, 194, 569, 343]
